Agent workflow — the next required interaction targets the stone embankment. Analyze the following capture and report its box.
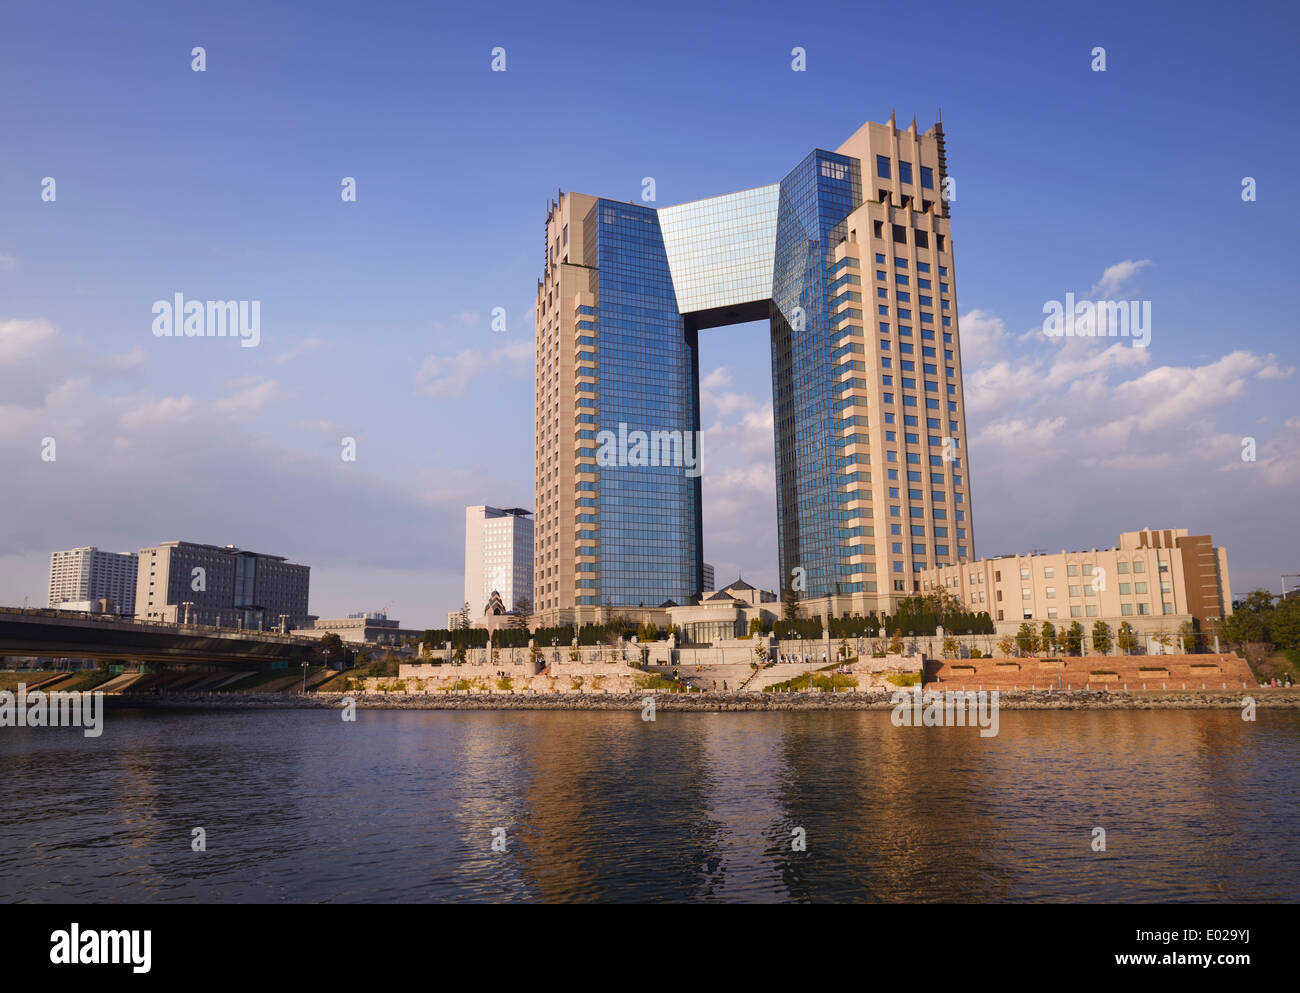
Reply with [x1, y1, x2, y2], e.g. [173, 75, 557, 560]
[109, 688, 1300, 712]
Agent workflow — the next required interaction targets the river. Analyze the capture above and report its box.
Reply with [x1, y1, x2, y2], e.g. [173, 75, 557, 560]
[2, 707, 1297, 902]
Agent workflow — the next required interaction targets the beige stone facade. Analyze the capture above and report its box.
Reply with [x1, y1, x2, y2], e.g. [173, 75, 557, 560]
[822, 115, 972, 615]
[534, 191, 599, 626]
[911, 528, 1232, 641]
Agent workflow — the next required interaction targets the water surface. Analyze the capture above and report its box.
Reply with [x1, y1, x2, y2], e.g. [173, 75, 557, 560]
[2, 707, 1296, 902]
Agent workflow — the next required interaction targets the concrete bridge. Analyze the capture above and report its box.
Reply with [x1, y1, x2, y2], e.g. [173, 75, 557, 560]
[0, 606, 322, 668]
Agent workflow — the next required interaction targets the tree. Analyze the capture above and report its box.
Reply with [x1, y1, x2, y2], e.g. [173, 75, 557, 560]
[1065, 621, 1084, 657]
[925, 588, 963, 627]
[1091, 620, 1112, 656]
[1237, 588, 1278, 615]
[318, 632, 345, 665]
[1014, 622, 1040, 656]
[1270, 596, 1300, 652]
[996, 635, 1015, 658]
[1222, 610, 1266, 645]
[782, 590, 800, 623]
[748, 617, 766, 637]
[942, 636, 959, 658]
[1119, 621, 1139, 654]
[888, 630, 904, 655]
[1040, 621, 1057, 655]
[458, 602, 472, 631]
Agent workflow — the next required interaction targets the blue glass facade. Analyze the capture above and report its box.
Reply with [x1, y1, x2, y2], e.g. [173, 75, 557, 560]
[770, 151, 861, 599]
[588, 200, 701, 607]
[583, 150, 864, 607]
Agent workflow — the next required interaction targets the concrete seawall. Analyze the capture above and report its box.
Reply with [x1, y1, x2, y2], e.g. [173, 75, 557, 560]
[108, 688, 1300, 712]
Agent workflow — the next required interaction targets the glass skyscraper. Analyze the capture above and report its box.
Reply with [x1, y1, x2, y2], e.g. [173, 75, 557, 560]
[533, 114, 973, 625]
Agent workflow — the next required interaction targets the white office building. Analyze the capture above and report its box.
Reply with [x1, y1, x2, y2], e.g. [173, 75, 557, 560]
[48, 547, 139, 615]
[463, 506, 534, 617]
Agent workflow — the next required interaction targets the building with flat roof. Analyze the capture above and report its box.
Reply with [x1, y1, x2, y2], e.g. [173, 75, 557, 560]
[534, 113, 970, 624]
[48, 547, 138, 615]
[135, 541, 311, 629]
[291, 612, 422, 649]
[463, 506, 533, 617]
[913, 527, 1232, 642]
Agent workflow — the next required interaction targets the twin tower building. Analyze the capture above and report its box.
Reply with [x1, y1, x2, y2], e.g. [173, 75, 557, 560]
[533, 115, 971, 625]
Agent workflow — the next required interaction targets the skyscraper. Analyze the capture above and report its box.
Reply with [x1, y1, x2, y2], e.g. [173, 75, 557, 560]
[463, 506, 534, 617]
[534, 114, 971, 624]
[48, 546, 138, 615]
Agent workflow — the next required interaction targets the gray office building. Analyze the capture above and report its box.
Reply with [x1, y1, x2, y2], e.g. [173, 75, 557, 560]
[135, 541, 311, 629]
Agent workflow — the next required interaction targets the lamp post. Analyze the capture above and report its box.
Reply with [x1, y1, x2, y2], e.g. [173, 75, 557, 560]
[301, 661, 308, 694]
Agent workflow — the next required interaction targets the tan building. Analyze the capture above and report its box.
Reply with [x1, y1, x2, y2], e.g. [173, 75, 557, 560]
[534, 114, 970, 626]
[914, 528, 1232, 643]
[667, 578, 780, 645]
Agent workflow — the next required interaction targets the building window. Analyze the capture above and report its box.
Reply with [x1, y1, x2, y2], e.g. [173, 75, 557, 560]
[876, 155, 891, 179]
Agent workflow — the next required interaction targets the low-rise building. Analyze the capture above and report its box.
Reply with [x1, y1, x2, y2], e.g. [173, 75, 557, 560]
[292, 613, 423, 648]
[913, 527, 1232, 642]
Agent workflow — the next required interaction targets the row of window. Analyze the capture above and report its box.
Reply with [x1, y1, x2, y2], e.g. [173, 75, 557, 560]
[875, 156, 935, 190]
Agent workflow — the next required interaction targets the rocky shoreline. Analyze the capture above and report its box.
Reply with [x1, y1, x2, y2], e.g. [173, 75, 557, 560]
[105, 688, 1300, 712]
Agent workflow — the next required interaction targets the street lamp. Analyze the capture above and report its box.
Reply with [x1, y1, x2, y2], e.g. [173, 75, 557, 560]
[301, 661, 309, 694]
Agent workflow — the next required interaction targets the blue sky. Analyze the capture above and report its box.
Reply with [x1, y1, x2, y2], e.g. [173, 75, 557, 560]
[2, 0, 1298, 627]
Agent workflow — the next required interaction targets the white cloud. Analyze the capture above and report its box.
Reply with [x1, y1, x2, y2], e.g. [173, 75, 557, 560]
[1089, 259, 1153, 297]
[211, 379, 278, 417]
[118, 394, 198, 430]
[956, 309, 1008, 367]
[700, 366, 732, 391]
[414, 339, 531, 398]
[270, 336, 329, 366]
[0, 318, 57, 364]
[104, 345, 146, 372]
